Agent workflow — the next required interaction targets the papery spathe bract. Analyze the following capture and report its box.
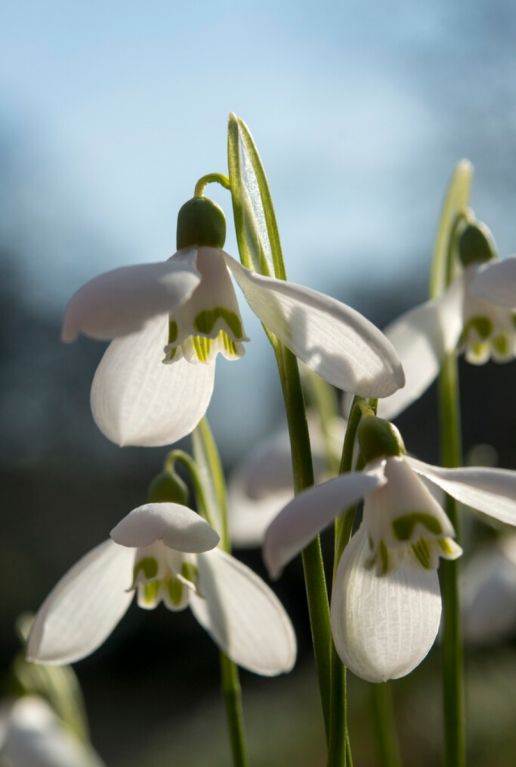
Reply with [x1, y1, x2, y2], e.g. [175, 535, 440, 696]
[27, 503, 296, 677]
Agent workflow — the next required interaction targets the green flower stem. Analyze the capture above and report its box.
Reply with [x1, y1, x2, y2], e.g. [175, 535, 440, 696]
[194, 173, 231, 198]
[164, 450, 217, 530]
[369, 683, 403, 767]
[438, 351, 465, 767]
[190, 420, 249, 767]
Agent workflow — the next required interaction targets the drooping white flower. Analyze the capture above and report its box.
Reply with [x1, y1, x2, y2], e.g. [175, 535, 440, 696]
[27, 503, 296, 677]
[228, 416, 346, 547]
[63, 196, 404, 446]
[263, 416, 516, 682]
[0, 696, 104, 767]
[461, 533, 516, 645]
[378, 222, 516, 419]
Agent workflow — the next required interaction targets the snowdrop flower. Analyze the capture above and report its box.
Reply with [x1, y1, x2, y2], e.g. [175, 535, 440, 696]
[461, 533, 516, 645]
[228, 416, 346, 547]
[0, 696, 104, 767]
[379, 221, 516, 419]
[264, 415, 516, 682]
[27, 503, 296, 677]
[63, 195, 403, 446]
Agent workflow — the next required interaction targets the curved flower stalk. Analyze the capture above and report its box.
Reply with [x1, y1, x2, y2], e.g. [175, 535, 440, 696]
[378, 220, 516, 419]
[461, 533, 516, 645]
[264, 416, 516, 683]
[63, 194, 404, 446]
[228, 416, 346, 547]
[27, 503, 296, 677]
[0, 696, 104, 767]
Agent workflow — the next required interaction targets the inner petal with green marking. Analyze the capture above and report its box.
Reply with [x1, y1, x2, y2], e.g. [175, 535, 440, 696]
[461, 303, 516, 364]
[132, 544, 200, 612]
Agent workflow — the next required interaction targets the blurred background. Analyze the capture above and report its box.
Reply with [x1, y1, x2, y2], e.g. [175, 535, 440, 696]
[3, 1, 516, 764]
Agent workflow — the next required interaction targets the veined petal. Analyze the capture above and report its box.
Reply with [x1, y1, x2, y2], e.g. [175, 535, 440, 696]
[190, 548, 296, 675]
[225, 255, 404, 397]
[263, 462, 387, 579]
[90, 314, 215, 447]
[378, 278, 464, 419]
[331, 526, 441, 682]
[407, 457, 516, 526]
[62, 249, 201, 342]
[470, 256, 516, 308]
[111, 503, 219, 552]
[27, 541, 134, 665]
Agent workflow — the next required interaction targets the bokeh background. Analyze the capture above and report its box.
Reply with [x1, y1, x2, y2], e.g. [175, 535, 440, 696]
[3, 1, 516, 764]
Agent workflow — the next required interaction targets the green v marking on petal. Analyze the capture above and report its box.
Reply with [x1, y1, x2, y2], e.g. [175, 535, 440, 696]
[392, 512, 443, 541]
[194, 307, 243, 339]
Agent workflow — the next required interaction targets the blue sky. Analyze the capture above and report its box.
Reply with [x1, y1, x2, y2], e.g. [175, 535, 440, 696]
[2, 0, 516, 455]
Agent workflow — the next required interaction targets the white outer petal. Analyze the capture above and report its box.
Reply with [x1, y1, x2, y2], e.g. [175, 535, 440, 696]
[225, 255, 404, 397]
[378, 277, 464, 419]
[470, 256, 516, 308]
[62, 249, 201, 342]
[90, 314, 215, 447]
[190, 548, 296, 675]
[263, 463, 387, 579]
[331, 526, 442, 682]
[407, 457, 516, 525]
[27, 541, 135, 665]
[110, 503, 219, 552]
[2, 696, 105, 767]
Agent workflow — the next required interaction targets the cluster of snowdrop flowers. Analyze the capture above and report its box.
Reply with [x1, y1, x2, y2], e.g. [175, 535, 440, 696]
[379, 218, 516, 419]
[264, 415, 516, 682]
[27, 501, 296, 676]
[62, 194, 404, 447]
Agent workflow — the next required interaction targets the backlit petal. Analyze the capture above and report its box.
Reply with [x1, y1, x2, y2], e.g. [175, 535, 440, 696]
[90, 314, 215, 447]
[225, 255, 404, 397]
[190, 548, 296, 675]
[331, 526, 441, 682]
[378, 278, 464, 419]
[111, 503, 219, 552]
[27, 541, 134, 665]
[62, 249, 200, 342]
[470, 256, 516, 308]
[407, 457, 516, 526]
[263, 462, 387, 579]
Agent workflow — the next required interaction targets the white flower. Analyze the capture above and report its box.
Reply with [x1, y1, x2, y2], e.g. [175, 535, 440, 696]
[63, 196, 403, 447]
[27, 503, 296, 677]
[263, 418, 516, 682]
[228, 416, 346, 547]
[461, 533, 516, 645]
[378, 229, 516, 419]
[0, 696, 104, 767]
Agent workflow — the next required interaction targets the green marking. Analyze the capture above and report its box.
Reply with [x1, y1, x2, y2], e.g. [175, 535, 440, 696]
[469, 340, 488, 360]
[464, 315, 493, 340]
[511, 313, 516, 328]
[438, 538, 456, 556]
[181, 562, 198, 583]
[392, 513, 442, 541]
[193, 335, 212, 362]
[141, 580, 160, 606]
[167, 577, 184, 606]
[133, 557, 159, 581]
[412, 539, 432, 569]
[168, 319, 178, 343]
[194, 307, 243, 339]
[378, 540, 390, 575]
[492, 334, 510, 356]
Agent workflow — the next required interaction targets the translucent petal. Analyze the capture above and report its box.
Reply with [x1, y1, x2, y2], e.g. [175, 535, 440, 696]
[111, 503, 219, 552]
[331, 526, 442, 682]
[190, 548, 296, 675]
[407, 457, 516, 526]
[225, 255, 404, 397]
[378, 278, 464, 419]
[90, 314, 215, 447]
[62, 249, 201, 342]
[2, 697, 105, 767]
[27, 541, 134, 665]
[263, 462, 387, 579]
[470, 256, 516, 308]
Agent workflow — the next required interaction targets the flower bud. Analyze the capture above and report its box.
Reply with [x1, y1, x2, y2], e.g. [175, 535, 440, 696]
[358, 415, 406, 463]
[148, 470, 189, 505]
[176, 196, 226, 250]
[458, 222, 497, 267]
